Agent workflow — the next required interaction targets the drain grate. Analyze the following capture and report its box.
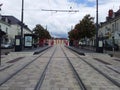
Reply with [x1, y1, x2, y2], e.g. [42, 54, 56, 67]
[7, 57, 24, 63]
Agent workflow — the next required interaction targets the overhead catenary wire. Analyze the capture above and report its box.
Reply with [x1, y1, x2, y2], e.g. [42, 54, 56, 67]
[43, 0, 79, 13]
[41, 9, 79, 12]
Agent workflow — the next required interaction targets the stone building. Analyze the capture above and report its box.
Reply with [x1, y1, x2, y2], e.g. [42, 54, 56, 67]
[99, 8, 120, 48]
[0, 15, 32, 44]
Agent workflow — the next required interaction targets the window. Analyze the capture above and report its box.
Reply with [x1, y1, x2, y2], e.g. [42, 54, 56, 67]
[116, 23, 118, 31]
[112, 24, 114, 32]
[6, 27, 8, 34]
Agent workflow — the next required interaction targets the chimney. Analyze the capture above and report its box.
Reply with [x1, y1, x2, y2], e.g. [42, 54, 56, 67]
[108, 9, 113, 18]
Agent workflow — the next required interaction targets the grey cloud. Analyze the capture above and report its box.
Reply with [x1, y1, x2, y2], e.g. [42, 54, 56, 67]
[1, 0, 120, 38]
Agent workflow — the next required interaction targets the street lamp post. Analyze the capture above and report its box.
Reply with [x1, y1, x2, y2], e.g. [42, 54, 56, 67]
[0, 4, 3, 65]
[0, 29, 1, 66]
[96, 0, 99, 52]
[21, 0, 24, 50]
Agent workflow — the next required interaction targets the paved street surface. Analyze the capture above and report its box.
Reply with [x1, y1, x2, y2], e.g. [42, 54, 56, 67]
[64, 47, 120, 90]
[1, 49, 14, 55]
[0, 45, 120, 90]
[40, 46, 80, 90]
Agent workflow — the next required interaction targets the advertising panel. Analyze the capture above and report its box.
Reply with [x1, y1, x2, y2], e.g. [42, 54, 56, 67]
[25, 36, 32, 47]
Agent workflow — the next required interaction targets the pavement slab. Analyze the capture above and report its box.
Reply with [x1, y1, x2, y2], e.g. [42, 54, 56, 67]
[0, 47, 53, 90]
[64, 47, 120, 90]
[0, 45, 120, 90]
[40, 45, 80, 90]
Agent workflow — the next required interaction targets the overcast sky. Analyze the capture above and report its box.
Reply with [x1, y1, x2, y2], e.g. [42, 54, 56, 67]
[0, 0, 120, 38]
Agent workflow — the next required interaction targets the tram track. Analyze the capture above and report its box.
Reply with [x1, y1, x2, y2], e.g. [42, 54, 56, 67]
[0, 46, 52, 89]
[34, 46, 57, 90]
[39, 45, 83, 90]
[1, 45, 81, 90]
[66, 46, 120, 89]
[0, 45, 119, 90]
[61, 46, 87, 90]
[78, 56, 120, 88]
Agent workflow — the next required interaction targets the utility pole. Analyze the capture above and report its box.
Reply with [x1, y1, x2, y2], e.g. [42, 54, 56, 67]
[96, 0, 99, 52]
[21, 0, 24, 50]
[0, 3, 3, 65]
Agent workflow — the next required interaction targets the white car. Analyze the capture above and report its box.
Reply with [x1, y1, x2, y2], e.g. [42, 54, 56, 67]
[1, 43, 14, 49]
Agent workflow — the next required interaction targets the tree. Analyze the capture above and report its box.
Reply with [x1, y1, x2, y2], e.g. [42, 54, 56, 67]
[68, 29, 79, 40]
[33, 24, 51, 42]
[44, 29, 51, 39]
[75, 14, 96, 39]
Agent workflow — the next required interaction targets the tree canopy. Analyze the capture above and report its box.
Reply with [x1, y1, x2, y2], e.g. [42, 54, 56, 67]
[68, 29, 80, 40]
[68, 14, 96, 40]
[33, 24, 51, 39]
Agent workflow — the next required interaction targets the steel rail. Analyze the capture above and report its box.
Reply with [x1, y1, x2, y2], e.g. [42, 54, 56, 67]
[61, 47, 87, 90]
[106, 65, 120, 74]
[0, 46, 51, 86]
[34, 46, 57, 90]
[67, 46, 120, 88]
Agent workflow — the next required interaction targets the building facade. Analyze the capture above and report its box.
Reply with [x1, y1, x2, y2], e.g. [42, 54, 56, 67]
[0, 16, 11, 44]
[0, 15, 32, 44]
[99, 8, 120, 48]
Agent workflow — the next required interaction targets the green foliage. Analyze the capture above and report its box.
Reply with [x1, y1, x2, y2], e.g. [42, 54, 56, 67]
[76, 14, 95, 38]
[68, 14, 96, 40]
[68, 29, 80, 40]
[33, 24, 51, 39]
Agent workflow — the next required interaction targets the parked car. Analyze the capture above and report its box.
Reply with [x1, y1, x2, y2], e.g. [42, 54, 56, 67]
[79, 41, 86, 46]
[1, 43, 14, 49]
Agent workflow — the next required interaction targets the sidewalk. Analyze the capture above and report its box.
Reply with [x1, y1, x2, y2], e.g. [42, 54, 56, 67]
[1, 48, 14, 55]
[81, 46, 120, 58]
[0, 46, 51, 71]
[2, 46, 50, 54]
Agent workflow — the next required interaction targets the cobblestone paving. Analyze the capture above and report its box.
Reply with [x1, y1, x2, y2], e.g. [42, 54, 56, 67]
[82, 56, 120, 87]
[1, 45, 120, 90]
[0, 56, 36, 84]
[0, 58, 49, 90]
[40, 45, 80, 90]
[86, 53, 120, 66]
[0, 47, 54, 90]
[86, 53, 120, 74]
[1, 54, 25, 65]
[64, 47, 120, 90]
